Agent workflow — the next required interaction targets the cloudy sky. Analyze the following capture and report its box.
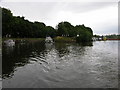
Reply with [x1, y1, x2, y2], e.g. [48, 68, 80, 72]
[0, 0, 119, 35]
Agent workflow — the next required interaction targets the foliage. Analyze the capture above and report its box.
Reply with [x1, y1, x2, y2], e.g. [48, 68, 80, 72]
[54, 36, 75, 43]
[57, 21, 75, 37]
[105, 34, 120, 39]
[2, 7, 56, 38]
[2, 7, 93, 42]
[75, 25, 93, 42]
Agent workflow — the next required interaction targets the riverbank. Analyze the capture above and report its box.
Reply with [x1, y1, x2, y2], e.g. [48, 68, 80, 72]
[3, 37, 76, 43]
[2, 37, 120, 44]
[2, 38, 45, 43]
[106, 39, 120, 40]
[54, 36, 76, 43]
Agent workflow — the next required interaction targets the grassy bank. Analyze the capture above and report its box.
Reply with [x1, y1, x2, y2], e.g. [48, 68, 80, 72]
[54, 36, 76, 43]
[3, 37, 76, 43]
[2, 38, 45, 43]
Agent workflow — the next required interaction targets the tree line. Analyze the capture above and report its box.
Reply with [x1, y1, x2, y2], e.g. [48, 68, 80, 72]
[105, 34, 120, 39]
[2, 7, 93, 42]
[93, 34, 120, 39]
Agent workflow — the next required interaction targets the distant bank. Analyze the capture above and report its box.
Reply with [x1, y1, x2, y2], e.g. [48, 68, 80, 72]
[106, 39, 120, 40]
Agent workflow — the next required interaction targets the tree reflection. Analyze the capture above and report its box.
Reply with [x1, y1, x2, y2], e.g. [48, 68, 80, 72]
[55, 42, 93, 59]
[2, 41, 45, 79]
[55, 43, 70, 58]
[78, 42, 93, 46]
[2, 41, 93, 79]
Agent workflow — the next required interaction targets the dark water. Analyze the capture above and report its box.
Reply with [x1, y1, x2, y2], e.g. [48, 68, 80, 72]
[2, 40, 118, 88]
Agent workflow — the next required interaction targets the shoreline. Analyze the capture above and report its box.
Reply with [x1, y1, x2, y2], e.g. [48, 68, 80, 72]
[106, 39, 120, 40]
[2, 37, 76, 43]
[2, 37, 120, 44]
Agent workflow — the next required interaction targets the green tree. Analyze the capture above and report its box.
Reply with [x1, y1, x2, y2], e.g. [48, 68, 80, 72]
[57, 21, 74, 37]
[2, 8, 13, 37]
[45, 26, 56, 38]
[2, 7, 93, 42]
[75, 25, 93, 42]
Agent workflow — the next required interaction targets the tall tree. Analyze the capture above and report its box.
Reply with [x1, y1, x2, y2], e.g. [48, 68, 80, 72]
[2, 8, 13, 37]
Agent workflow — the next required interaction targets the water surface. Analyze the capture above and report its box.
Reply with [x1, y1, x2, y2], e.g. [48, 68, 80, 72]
[2, 40, 118, 88]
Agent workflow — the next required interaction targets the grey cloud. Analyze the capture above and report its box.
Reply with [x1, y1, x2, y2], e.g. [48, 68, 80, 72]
[55, 2, 117, 13]
[93, 24, 118, 35]
[0, 2, 118, 35]
[1, 2, 116, 15]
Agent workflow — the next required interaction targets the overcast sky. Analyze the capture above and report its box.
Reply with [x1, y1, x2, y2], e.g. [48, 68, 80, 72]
[0, 0, 119, 35]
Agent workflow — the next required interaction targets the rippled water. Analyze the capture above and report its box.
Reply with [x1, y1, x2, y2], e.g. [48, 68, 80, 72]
[2, 40, 118, 88]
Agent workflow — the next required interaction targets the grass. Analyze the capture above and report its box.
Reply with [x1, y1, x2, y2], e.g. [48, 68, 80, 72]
[2, 38, 45, 42]
[2, 37, 76, 43]
[54, 36, 76, 43]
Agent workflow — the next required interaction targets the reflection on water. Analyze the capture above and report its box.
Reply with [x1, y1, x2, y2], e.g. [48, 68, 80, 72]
[2, 41, 45, 78]
[2, 40, 118, 88]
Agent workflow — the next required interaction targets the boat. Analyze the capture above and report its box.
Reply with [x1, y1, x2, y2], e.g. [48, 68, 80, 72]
[103, 36, 107, 41]
[45, 36, 54, 43]
[4, 39, 15, 46]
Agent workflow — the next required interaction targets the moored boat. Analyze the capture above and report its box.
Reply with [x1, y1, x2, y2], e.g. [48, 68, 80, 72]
[4, 39, 15, 46]
[45, 36, 54, 43]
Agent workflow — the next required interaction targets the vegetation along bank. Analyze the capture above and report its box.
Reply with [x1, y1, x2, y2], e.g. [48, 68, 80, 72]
[2, 7, 93, 43]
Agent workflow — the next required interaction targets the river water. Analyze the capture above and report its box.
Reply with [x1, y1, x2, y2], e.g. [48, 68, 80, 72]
[2, 40, 118, 88]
